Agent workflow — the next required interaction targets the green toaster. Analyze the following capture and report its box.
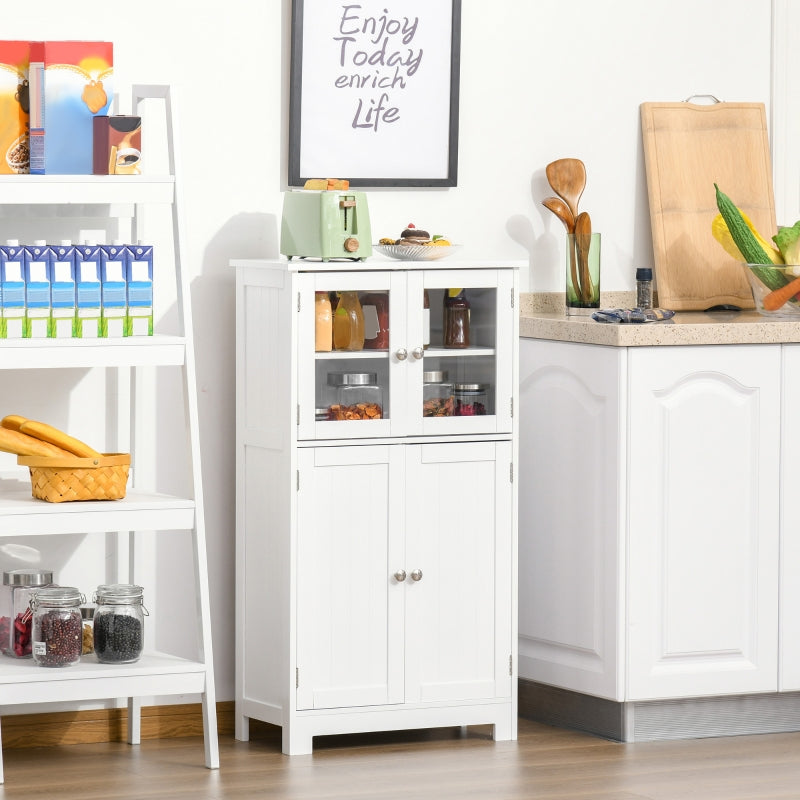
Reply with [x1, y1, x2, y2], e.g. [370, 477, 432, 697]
[280, 190, 373, 261]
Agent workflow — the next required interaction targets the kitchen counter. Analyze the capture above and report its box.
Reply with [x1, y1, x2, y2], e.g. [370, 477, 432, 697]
[519, 292, 800, 346]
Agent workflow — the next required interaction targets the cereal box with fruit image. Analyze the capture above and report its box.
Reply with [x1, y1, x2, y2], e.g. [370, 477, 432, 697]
[29, 41, 113, 174]
[0, 41, 30, 174]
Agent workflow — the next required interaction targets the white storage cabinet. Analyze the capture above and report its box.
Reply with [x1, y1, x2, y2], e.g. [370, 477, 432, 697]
[234, 257, 521, 754]
[0, 86, 218, 780]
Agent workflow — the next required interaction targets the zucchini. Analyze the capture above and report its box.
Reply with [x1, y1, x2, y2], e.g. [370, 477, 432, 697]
[714, 183, 788, 292]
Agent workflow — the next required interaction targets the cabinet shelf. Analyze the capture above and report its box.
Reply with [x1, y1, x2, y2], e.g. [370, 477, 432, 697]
[0, 174, 175, 205]
[314, 346, 497, 361]
[0, 483, 194, 535]
[0, 651, 207, 704]
[0, 336, 187, 369]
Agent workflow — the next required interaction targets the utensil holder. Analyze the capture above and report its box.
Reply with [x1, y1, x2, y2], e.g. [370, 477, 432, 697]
[566, 232, 601, 314]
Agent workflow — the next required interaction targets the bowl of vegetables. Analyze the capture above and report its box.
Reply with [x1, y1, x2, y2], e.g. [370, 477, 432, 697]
[713, 184, 800, 317]
[742, 263, 800, 317]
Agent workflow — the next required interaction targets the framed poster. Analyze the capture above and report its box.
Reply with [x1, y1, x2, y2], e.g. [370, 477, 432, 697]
[288, 0, 461, 187]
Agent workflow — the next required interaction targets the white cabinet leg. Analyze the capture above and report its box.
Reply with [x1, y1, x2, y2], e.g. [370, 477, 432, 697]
[127, 697, 141, 744]
[283, 724, 313, 755]
[493, 711, 516, 742]
[235, 709, 250, 742]
[202, 692, 220, 769]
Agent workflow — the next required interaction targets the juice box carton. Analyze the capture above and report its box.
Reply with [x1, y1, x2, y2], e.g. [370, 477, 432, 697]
[0, 240, 24, 338]
[100, 242, 126, 338]
[0, 41, 30, 174]
[75, 242, 102, 338]
[29, 41, 113, 174]
[50, 240, 76, 338]
[93, 115, 142, 175]
[23, 241, 53, 338]
[125, 243, 153, 336]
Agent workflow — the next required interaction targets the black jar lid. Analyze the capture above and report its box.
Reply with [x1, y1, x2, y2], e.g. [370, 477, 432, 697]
[636, 267, 653, 281]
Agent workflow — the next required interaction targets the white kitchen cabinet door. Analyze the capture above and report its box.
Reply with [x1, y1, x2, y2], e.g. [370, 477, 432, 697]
[627, 345, 781, 700]
[517, 339, 623, 700]
[779, 345, 800, 691]
[404, 441, 513, 703]
[296, 445, 405, 710]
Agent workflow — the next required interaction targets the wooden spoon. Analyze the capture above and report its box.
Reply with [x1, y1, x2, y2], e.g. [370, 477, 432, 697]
[542, 196, 575, 233]
[574, 211, 593, 304]
[546, 158, 587, 221]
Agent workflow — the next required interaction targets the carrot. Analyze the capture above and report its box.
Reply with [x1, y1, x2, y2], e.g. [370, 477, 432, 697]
[762, 275, 800, 311]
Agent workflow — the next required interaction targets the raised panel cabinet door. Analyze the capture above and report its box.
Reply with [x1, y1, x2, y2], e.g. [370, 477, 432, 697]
[295, 445, 405, 710]
[627, 345, 781, 700]
[779, 345, 800, 691]
[403, 440, 513, 703]
[517, 339, 623, 700]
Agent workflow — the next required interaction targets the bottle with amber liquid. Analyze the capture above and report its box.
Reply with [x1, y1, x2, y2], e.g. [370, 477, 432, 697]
[333, 291, 365, 350]
[443, 289, 470, 348]
[314, 291, 332, 352]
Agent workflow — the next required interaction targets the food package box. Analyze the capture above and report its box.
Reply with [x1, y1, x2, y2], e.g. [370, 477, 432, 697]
[0, 241, 25, 339]
[50, 241, 76, 338]
[93, 115, 141, 175]
[0, 41, 30, 174]
[23, 242, 52, 338]
[29, 41, 113, 175]
[75, 243, 102, 338]
[100, 243, 126, 338]
[125, 243, 152, 336]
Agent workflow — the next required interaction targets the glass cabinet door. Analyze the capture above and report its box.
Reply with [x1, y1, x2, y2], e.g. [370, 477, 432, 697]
[298, 271, 404, 440]
[410, 269, 514, 437]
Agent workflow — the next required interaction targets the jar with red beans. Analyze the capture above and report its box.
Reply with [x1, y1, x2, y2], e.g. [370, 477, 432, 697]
[0, 569, 54, 658]
[31, 586, 83, 667]
[453, 383, 488, 416]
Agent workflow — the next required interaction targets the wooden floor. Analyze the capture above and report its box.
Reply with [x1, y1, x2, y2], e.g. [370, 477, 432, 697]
[3, 718, 800, 799]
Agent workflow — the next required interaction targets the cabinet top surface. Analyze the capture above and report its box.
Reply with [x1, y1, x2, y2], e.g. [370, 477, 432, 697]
[231, 257, 525, 273]
[520, 303, 800, 347]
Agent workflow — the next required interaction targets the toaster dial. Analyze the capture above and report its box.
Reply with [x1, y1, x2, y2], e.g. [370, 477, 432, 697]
[344, 237, 359, 253]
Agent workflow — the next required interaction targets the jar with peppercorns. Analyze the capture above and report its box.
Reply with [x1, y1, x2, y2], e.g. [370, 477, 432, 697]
[93, 584, 146, 664]
[0, 569, 54, 658]
[31, 586, 83, 667]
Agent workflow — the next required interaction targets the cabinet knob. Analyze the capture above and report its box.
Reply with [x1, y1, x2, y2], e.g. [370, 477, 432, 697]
[393, 570, 407, 582]
[411, 347, 424, 360]
[410, 569, 423, 582]
[395, 348, 408, 361]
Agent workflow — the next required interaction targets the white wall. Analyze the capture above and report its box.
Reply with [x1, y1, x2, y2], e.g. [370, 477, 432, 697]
[4, 0, 782, 703]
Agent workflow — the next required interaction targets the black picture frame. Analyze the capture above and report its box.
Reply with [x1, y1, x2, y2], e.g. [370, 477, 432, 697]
[288, 0, 461, 187]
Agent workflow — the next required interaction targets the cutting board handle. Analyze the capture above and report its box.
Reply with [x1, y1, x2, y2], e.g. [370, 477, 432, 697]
[683, 94, 723, 104]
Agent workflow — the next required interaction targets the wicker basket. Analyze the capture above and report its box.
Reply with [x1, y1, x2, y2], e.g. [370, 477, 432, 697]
[17, 453, 130, 503]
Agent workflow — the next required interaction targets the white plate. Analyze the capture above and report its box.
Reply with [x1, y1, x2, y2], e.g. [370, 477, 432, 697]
[373, 244, 460, 261]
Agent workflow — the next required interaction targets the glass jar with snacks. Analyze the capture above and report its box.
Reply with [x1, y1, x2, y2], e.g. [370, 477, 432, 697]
[80, 604, 96, 654]
[453, 383, 488, 416]
[333, 291, 365, 351]
[31, 586, 83, 667]
[93, 584, 146, 664]
[423, 371, 454, 417]
[0, 568, 54, 658]
[331, 372, 383, 420]
[443, 289, 470, 348]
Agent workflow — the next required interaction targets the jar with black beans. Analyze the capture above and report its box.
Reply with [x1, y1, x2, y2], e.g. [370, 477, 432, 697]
[93, 584, 146, 664]
[31, 586, 83, 667]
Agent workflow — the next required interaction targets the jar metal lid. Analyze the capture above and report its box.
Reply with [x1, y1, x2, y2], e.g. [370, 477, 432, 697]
[636, 267, 653, 281]
[339, 372, 377, 385]
[423, 370, 449, 383]
[327, 371, 346, 386]
[454, 383, 487, 392]
[95, 583, 144, 604]
[30, 586, 82, 608]
[80, 604, 96, 620]
[3, 568, 53, 587]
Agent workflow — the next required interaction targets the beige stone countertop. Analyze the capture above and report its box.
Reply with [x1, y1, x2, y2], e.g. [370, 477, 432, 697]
[519, 293, 800, 346]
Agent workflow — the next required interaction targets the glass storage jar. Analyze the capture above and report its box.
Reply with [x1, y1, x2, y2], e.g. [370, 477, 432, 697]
[31, 586, 83, 667]
[331, 372, 383, 420]
[0, 568, 53, 658]
[93, 584, 146, 664]
[423, 370, 454, 417]
[443, 289, 470, 348]
[80, 604, 96, 654]
[454, 383, 488, 416]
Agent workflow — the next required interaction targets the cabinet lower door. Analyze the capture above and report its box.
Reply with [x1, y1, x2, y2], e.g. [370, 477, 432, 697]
[404, 441, 513, 703]
[296, 445, 405, 710]
[627, 345, 781, 700]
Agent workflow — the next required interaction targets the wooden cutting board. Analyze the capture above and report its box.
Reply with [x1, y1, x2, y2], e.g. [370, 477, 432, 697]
[641, 100, 777, 310]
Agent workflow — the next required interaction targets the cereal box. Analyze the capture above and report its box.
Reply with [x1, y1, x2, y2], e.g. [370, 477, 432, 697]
[29, 41, 113, 174]
[93, 115, 142, 175]
[0, 41, 30, 174]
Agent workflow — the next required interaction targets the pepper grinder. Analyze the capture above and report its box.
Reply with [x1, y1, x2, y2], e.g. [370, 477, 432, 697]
[636, 267, 654, 310]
